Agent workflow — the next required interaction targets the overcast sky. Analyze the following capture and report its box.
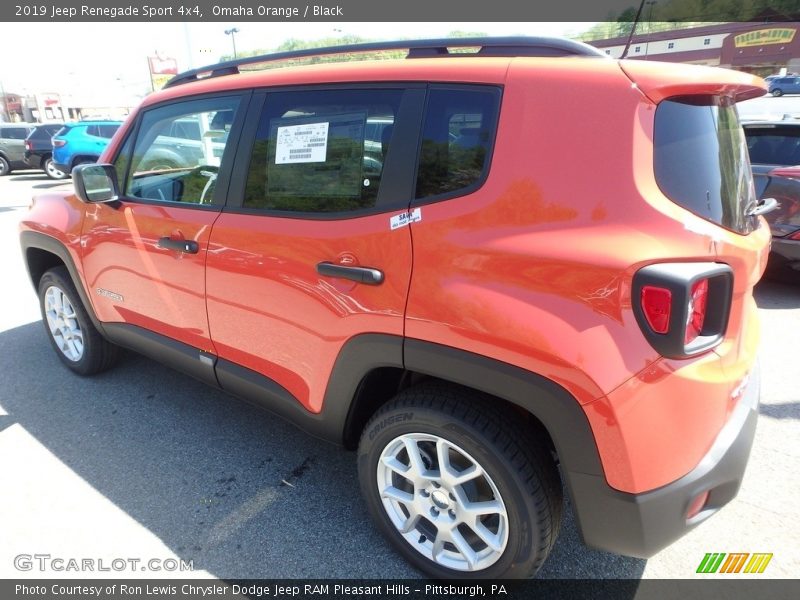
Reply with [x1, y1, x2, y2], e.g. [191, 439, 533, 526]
[0, 21, 591, 99]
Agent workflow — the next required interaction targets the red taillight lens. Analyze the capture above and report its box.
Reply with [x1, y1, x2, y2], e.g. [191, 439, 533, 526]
[52, 138, 65, 147]
[789, 230, 800, 240]
[641, 286, 672, 334]
[685, 279, 709, 344]
[24, 140, 31, 150]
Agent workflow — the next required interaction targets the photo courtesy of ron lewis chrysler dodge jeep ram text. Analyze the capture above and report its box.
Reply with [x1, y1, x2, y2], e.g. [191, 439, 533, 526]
[19, 37, 770, 579]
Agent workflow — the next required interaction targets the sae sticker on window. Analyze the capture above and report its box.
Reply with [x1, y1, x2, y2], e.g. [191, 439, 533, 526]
[275, 122, 329, 164]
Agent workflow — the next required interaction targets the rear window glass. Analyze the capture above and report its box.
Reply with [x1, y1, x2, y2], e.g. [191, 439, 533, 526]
[654, 96, 756, 234]
[744, 128, 800, 165]
[30, 125, 62, 139]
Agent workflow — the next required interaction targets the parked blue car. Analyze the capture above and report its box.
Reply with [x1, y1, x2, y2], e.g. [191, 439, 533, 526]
[768, 76, 800, 97]
[52, 121, 122, 174]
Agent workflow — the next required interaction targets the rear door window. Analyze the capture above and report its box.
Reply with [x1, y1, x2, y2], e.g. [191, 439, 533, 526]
[243, 88, 406, 214]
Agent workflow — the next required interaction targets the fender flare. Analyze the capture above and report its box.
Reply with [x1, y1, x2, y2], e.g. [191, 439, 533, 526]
[19, 230, 106, 334]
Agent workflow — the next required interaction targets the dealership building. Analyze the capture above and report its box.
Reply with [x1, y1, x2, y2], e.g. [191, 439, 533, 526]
[588, 22, 800, 76]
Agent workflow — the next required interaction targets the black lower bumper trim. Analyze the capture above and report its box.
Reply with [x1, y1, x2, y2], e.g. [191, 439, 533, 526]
[569, 361, 760, 558]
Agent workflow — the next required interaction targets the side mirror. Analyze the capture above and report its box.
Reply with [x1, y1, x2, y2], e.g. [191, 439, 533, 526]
[73, 164, 120, 204]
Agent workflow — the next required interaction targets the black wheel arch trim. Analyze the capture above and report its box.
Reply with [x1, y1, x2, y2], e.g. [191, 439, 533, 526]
[402, 338, 604, 477]
[19, 230, 107, 335]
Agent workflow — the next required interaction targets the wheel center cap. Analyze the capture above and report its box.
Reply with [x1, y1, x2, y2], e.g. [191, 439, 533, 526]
[431, 489, 450, 509]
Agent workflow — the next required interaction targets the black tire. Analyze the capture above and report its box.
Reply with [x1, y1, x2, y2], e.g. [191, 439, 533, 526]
[38, 266, 119, 375]
[0, 155, 10, 176]
[358, 382, 562, 579]
[772, 88, 784, 97]
[44, 156, 68, 180]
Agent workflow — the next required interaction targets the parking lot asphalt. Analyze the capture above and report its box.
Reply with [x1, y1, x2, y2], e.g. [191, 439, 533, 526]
[0, 170, 797, 580]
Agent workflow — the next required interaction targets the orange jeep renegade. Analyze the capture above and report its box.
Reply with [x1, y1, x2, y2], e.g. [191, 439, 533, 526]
[19, 37, 770, 579]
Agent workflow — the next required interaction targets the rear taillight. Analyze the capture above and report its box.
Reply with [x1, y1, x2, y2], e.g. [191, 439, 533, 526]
[684, 278, 709, 344]
[789, 230, 800, 241]
[24, 140, 31, 151]
[633, 263, 732, 359]
[52, 138, 65, 148]
[641, 286, 671, 334]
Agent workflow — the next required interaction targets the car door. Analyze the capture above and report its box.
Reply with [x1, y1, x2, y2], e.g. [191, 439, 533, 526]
[206, 87, 424, 412]
[81, 93, 248, 358]
[1, 126, 30, 162]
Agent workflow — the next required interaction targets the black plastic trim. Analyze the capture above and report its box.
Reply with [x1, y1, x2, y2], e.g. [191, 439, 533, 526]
[216, 333, 404, 444]
[316, 262, 384, 285]
[103, 323, 218, 388]
[403, 339, 604, 477]
[166, 37, 605, 88]
[157, 237, 199, 254]
[632, 262, 733, 359]
[19, 231, 106, 335]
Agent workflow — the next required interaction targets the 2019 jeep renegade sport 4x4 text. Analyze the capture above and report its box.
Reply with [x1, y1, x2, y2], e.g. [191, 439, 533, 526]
[19, 38, 769, 579]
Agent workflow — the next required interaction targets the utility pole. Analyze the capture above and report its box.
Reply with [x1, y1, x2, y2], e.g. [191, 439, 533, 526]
[225, 27, 240, 59]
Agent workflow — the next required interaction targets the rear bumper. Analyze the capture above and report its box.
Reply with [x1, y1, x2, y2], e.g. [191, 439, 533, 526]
[569, 361, 759, 558]
[769, 236, 800, 273]
[24, 153, 44, 169]
[52, 162, 70, 174]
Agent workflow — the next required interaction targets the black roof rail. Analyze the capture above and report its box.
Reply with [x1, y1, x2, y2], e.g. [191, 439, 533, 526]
[164, 36, 606, 89]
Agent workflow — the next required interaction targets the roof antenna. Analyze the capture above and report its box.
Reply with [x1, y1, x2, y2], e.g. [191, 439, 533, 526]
[621, 0, 647, 59]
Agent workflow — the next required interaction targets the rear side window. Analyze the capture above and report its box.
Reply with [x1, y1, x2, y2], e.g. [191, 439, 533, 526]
[1, 127, 29, 140]
[243, 88, 405, 213]
[98, 124, 120, 138]
[415, 87, 501, 200]
[654, 96, 756, 234]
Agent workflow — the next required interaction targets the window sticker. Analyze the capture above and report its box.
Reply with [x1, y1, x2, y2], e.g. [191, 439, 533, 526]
[267, 112, 366, 200]
[275, 122, 329, 164]
[390, 208, 422, 230]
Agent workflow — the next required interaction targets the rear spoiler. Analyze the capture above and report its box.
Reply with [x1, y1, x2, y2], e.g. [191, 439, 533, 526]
[618, 60, 766, 104]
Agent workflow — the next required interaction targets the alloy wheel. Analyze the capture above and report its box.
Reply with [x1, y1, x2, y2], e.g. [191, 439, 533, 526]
[44, 285, 84, 362]
[376, 433, 509, 572]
